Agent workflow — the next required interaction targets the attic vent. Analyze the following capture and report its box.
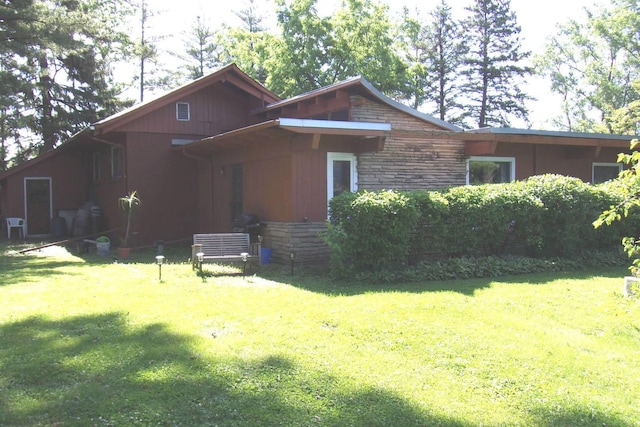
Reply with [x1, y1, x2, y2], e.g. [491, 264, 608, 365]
[176, 102, 190, 121]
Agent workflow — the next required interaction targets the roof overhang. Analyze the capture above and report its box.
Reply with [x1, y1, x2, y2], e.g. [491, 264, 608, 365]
[182, 118, 391, 156]
[389, 127, 635, 156]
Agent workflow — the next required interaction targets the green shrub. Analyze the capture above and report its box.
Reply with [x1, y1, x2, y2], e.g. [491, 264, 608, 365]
[323, 190, 419, 277]
[522, 175, 620, 256]
[325, 174, 636, 278]
[410, 190, 450, 257]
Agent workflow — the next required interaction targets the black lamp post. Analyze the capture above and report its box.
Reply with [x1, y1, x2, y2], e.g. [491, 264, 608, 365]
[155, 255, 165, 281]
[290, 252, 295, 275]
[196, 252, 204, 274]
[241, 252, 249, 276]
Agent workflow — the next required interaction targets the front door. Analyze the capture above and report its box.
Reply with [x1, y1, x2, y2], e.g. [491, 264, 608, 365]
[25, 177, 52, 236]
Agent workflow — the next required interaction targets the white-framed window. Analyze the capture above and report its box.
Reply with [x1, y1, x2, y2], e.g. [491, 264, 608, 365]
[592, 162, 622, 184]
[327, 152, 357, 203]
[92, 152, 101, 183]
[176, 102, 190, 121]
[111, 146, 123, 179]
[467, 156, 516, 185]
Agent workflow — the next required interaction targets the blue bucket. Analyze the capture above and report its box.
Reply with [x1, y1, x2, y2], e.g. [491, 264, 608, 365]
[261, 247, 272, 264]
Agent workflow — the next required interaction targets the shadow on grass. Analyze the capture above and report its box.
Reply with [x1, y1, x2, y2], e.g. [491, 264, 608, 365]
[258, 265, 629, 297]
[0, 313, 471, 426]
[0, 253, 84, 287]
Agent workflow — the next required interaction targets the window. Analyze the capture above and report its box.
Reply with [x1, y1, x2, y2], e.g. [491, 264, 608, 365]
[593, 162, 622, 184]
[111, 146, 123, 179]
[327, 153, 357, 203]
[467, 156, 515, 184]
[92, 153, 101, 183]
[176, 102, 190, 121]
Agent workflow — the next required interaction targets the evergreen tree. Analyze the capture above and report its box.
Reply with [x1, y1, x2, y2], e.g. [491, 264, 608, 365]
[400, 1, 466, 124]
[234, 0, 266, 33]
[0, 0, 132, 162]
[461, 0, 532, 128]
[180, 15, 220, 80]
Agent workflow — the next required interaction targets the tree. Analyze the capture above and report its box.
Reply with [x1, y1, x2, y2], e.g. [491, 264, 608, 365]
[329, 0, 405, 95]
[267, 0, 404, 98]
[594, 74, 640, 275]
[0, 0, 133, 161]
[461, 0, 532, 128]
[179, 15, 220, 80]
[234, 0, 267, 33]
[218, 0, 273, 85]
[536, 0, 640, 133]
[399, 1, 467, 124]
[267, 0, 333, 96]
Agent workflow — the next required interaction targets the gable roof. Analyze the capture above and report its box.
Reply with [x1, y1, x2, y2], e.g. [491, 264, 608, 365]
[91, 63, 281, 136]
[253, 76, 462, 131]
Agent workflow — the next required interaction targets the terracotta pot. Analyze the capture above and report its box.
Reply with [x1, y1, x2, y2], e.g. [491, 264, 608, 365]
[117, 247, 132, 258]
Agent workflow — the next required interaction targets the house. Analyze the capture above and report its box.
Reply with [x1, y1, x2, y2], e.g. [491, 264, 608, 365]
[0, 63, 634, 264]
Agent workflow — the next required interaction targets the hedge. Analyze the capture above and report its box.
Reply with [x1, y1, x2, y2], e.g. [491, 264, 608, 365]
[322, 174, 640, 277]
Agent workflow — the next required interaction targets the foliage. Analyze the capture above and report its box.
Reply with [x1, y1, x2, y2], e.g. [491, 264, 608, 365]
[323, 190, 419, 276]
[460, 0, 533, 128]
[594, 140, 640, 275]
[118, 190, 141, 248]
[354, 251, 627, 284]
[0, 0, 133, 161]
[327, 175, 634, 277]
[175, 15, 221, 81]
[398, 0, 467, 124]
[266, 0, 404, 98]
[535, 0, 640, 133]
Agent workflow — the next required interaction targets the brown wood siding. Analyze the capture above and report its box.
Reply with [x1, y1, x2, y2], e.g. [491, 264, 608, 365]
[292, 148, 327, 222]
[493, 143, 626, 182]
[351, 97, 467, 190]
[2, 149, 88, 220]
[121, 133, 199, 244]
[209, 139, 295, 230]
[118, 83, 256, 136]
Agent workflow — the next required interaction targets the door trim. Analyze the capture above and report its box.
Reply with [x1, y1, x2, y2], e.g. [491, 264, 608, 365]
[24, 177, 53, 237]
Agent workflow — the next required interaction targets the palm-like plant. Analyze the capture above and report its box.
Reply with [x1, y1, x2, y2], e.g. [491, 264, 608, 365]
[118, 191, 140, 248]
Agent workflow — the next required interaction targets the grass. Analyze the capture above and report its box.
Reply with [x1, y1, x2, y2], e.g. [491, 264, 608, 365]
[0, 242, 639, 426]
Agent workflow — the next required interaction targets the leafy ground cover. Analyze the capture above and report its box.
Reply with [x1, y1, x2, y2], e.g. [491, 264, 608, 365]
[1, 242, 638, 426]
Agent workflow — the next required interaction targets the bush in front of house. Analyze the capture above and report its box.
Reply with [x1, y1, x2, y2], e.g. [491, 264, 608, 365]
[323, 174, 638, 278]
[324, 190, 420, 276]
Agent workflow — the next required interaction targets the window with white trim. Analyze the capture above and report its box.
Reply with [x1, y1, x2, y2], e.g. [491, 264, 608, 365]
[176, 102, 190, 121]
[111, 146, 123, 179]
[327, 152, 357, 203]
[592, 162, 622, 183]
[467, 156, 516, 184]
[92, 153, 101, 183]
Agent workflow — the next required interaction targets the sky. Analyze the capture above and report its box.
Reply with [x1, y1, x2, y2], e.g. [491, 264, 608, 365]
[143, 0, 607, 129]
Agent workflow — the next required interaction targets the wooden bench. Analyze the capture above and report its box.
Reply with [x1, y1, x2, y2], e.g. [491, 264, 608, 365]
[191, 233, 261, 271]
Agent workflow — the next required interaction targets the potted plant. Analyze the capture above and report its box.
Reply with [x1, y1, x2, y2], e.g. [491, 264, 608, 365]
[117, 190, 140, 258]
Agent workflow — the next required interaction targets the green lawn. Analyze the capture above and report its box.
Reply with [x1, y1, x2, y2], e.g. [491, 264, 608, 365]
[1, 243, 638, 426]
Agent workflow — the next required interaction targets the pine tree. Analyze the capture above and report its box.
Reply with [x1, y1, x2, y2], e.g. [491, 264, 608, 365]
[180, 15, 220, 80]
[0, 0, 133, 161]
[461, 0, 532, 128]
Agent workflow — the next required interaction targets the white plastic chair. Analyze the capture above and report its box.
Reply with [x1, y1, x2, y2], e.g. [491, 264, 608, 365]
[6, 217, 26, 239]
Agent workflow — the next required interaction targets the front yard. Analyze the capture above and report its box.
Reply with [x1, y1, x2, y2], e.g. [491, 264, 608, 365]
[0, 243, 638, 426]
